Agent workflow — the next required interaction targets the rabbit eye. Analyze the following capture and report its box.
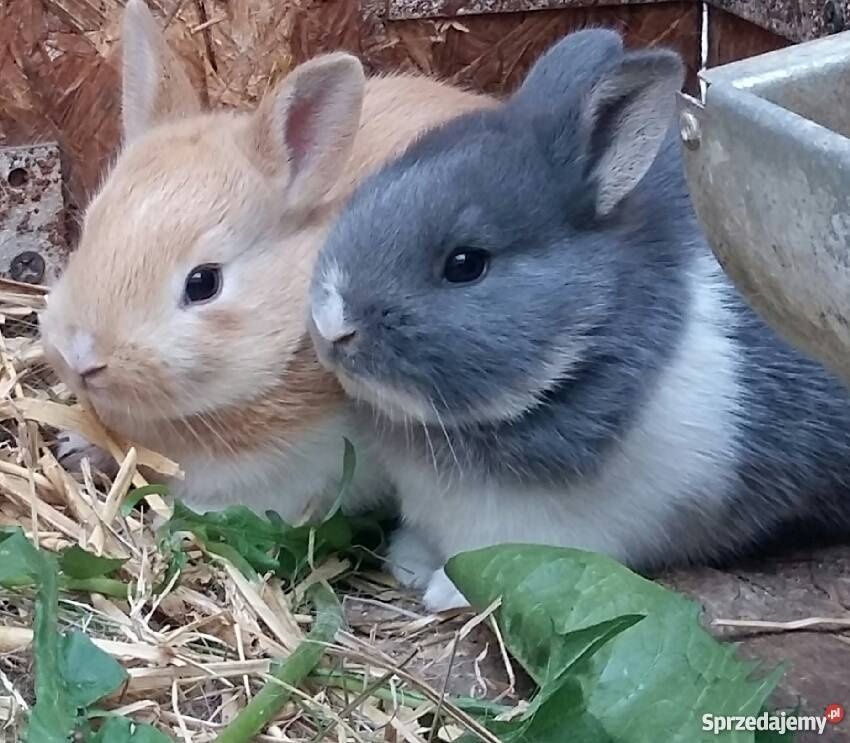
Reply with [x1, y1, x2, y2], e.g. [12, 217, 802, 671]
[444, 249, 489, 284]
[184, 264, 222, 304]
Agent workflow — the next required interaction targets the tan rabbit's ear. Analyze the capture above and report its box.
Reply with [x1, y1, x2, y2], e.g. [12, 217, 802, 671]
[245, 53, 366, 209]
[121, 0, 201, 143]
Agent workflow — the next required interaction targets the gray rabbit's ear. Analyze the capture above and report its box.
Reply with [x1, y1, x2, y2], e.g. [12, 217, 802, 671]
[579, 49, 684, 216]
[511, 29, 624, 114]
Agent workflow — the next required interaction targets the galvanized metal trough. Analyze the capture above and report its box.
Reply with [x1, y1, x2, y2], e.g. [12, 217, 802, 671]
[678, 31, 850, 383]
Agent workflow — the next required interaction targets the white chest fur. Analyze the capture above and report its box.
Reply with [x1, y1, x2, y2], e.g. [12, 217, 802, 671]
[174, 409, 388, 522]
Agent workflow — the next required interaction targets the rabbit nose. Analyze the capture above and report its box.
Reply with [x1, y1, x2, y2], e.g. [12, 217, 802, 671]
[330, 328, 357, 347]
[63, 331, 108, 385]
[312, 292, 356, 347]
[319, 324, 357, 350]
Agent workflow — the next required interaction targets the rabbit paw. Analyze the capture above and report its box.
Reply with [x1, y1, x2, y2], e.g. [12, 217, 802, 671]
[387, 527, 442, 590]
[56, 432, 116, 475]
[423, 568, 469, 612]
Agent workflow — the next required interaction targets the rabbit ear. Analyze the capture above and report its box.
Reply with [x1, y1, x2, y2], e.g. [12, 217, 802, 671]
[511, 29, 624, 115]
[579, 50, 684, 216]
[121, 0, 201, 143]
[245, 53, 365, 209]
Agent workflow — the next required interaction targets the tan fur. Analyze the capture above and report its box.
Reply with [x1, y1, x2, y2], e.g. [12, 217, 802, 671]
[41, 2, 494, 464]
[120, 0, 201, 141]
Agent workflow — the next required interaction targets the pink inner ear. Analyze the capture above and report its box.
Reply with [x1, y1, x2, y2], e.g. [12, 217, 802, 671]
[284, 91, 323, 175]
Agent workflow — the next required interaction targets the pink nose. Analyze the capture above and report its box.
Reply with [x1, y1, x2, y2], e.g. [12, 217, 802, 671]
[62, 331, 107, 384]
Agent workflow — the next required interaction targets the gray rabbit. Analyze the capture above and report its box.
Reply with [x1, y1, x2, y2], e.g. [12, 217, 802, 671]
[309, 29, 850, 610]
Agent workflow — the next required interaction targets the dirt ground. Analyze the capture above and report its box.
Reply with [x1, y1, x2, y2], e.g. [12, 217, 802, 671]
[662, 546, 850, 742]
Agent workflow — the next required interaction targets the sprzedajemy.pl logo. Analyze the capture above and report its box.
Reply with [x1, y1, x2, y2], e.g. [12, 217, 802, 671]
[703, 704, 844, 736]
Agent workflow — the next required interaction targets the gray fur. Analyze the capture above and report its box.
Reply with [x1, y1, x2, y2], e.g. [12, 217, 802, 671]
[310, 29, 850, 572]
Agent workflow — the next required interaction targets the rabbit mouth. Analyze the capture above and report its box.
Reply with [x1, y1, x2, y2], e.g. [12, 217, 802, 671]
[332, 365, 534, 429]
[83, 387, 176, 430]
[334, 368, 436, 425]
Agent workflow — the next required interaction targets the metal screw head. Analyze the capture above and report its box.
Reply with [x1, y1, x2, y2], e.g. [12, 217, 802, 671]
[6, 167, 28, 188]
[679, 111, 701, 150]
[9, 251, 46, 284]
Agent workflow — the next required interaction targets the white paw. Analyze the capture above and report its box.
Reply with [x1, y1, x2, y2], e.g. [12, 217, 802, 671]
[387, 527, 442, 590]
[56, 432, 116, 475]
[423, 568, 470, 612]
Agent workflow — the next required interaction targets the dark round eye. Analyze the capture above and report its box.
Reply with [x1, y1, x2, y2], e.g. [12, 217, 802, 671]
[443, 248, 489, 284]
[184, 264, 222, 304]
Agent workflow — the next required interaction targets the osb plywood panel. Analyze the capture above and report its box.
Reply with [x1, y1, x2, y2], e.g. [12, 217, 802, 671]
[708, 0, 849, 41]
[707, 5, 790, 68]
[0, 0, 699, 234]
[201, 0, 332, 108]
[300, 1, 700, 93]
[387, 0, 660, 23]
[0, 0, 211, 237]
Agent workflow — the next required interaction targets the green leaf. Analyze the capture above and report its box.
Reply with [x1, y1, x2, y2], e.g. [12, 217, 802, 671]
[165, 502, 292, 575]
[488, 679, 610, 742]
[62, 576, 131, 599]
[7, 527, 131, 742]
[91, 716, 174, 742]
[163, 500, 377, 585]
[0, 535, 129, 594]
[5, 531, 165, 741]
[0, 528, 51, 587]
[59, 545, 127, 579]
[447, 545, 782, 743]
[61, 631, 128, 709]
[322, 437, 357, 521]
[20, 530, 77, 743]
[755, 725, 794, 742]
[159, 438, 390, 584]
[121, 484, 171, 516]
[487, 615, 645, 743]
[25, 704, 76, 743]
[205, 540, 261, 580]
[153, 535, 188, 596]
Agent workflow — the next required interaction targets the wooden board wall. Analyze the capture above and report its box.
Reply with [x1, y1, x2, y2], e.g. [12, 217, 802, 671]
[0, 0, 700, 237]
[1, 0, 814, 249]
[707, 5, 790, 68]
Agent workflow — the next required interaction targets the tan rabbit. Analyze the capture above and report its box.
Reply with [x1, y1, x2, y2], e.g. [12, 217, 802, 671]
[40, 0, 492, 521]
